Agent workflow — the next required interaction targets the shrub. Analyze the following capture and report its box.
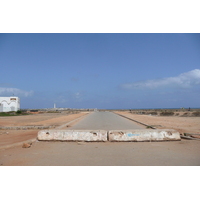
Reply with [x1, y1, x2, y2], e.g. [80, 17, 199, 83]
[192, 111, 200, 117]
[160, 111, 174, 116]
[181, 112, 190, 117]
[16, 110, 22, 114]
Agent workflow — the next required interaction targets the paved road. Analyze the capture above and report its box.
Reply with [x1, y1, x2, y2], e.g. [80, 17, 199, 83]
[67, 111, 144, 130]
[1, 111, 200, 166]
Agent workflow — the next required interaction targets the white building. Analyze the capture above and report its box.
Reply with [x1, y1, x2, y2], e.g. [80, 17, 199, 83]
[0, 97, 20, 112]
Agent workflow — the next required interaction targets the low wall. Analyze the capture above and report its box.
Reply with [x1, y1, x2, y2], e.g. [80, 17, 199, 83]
[37, 129, 181, 142]
[108, 129, 181, 141]
[37, 130, 107, 142]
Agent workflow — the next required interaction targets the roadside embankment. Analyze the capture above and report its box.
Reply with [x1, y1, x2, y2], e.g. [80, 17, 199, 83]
[113, 111, 200, 135]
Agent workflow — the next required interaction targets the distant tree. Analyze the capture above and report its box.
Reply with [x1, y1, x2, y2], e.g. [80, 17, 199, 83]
[16, 110, 22, 114]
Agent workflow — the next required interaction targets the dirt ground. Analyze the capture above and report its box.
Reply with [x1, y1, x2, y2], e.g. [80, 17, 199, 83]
[0, 111, 89, 127]
[0, 110, 200, 166]
[0, 111, 89, 148]
[114, 111, 200, 135]
[1, 139, 200, 166]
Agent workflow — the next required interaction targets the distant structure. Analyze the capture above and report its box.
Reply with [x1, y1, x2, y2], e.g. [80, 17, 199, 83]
[0, 97, 20, 112]
[54, 103, 56, 109]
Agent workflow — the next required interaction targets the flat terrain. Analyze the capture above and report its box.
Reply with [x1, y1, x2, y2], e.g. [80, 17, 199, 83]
[114, 111, 200, 134]
[0, 111, 88, 127]
[1, 139, 200, 166]
[0, 111, 88, 148]
[0, 110, 200, 166]
[68, 111, 145, 130]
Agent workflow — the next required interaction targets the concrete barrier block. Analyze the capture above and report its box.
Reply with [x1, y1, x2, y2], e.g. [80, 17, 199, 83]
[108, 129, 181, 141]
[37, 130, 107, 142]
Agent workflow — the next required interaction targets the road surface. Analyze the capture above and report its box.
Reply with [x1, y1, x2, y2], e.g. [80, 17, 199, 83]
[1, 111, 200, 166]
[1, 139, 200, 166]
[67, 111, 144, 130]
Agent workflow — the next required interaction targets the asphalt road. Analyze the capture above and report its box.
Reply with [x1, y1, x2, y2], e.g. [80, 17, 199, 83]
[1, 111, 200, 166]
[67, 111, 144, 130]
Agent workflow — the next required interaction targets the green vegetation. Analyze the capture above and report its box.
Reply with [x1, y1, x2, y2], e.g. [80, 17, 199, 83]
[0, 112, 12, 116]
[16, 110, 22, 114]
[0, 110, 27, 116]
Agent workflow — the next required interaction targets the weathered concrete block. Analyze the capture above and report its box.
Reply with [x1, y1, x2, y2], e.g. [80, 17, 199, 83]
[37, 130, 107, 142]
[108, 129, 181, 142]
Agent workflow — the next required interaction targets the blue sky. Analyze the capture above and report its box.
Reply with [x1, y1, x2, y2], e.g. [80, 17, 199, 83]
[0, 33, 200, 109]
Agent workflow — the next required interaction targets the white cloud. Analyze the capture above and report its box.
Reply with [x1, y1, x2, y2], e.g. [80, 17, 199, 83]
[56, 91, 85, 104]
[121, 69, 200, 90]
[0, 87, 34, 97]
[75, 92, 81, 99]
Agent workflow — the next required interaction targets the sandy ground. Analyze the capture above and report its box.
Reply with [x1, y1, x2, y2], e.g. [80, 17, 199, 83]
[0, 111, 200, 166]
[114, 111, 200, 135]
[1, 139, 200, 166]
[0, 112, 89, 127]
[0, 112, 89, 148]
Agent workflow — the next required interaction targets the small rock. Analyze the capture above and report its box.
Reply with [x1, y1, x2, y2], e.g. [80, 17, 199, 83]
[22, 143, 32, 148]
[77, 142, 85, 145]
[0, 132, 9, 135]
[191, 135, 200, 139]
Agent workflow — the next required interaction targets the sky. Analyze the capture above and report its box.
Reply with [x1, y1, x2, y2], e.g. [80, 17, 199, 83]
[1, 2, 199, 199]
[0, 33, 200, 109]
